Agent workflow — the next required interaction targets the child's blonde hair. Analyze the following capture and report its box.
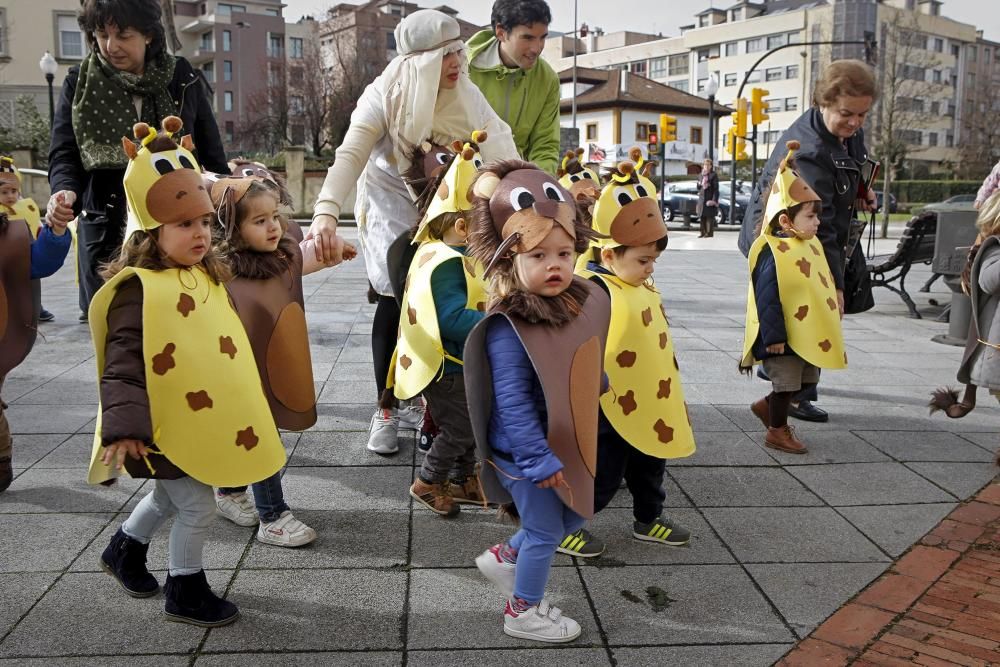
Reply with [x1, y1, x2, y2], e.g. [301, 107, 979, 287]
[976, 190, 1000, 237]
[101, 226, 232, 283]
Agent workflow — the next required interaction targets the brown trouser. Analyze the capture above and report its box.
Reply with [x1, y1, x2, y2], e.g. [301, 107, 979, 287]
[0, 376, 10, 460]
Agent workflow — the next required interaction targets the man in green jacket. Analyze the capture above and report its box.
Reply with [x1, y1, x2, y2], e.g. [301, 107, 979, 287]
[467, 0, 561, 174]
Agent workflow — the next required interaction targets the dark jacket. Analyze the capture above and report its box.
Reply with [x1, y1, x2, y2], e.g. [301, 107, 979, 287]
[99, 277, 184, 479]
[698, 170, 720, 217]
[738, 107, 868, 291]
[749, 243, 793, 361]
[48, 56, 228, 227]
[430, 249, 485, 376]
[484, 316, 563, 484]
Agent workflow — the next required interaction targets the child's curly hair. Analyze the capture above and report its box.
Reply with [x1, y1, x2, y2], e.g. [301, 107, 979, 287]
[101, 224, 232, 284]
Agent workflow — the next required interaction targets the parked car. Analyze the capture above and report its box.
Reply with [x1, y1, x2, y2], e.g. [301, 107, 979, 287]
[662, 180, 747, 225]
[943, 194, 976, 204]
[875, 190, 897, 213]
[923, 193, 978, 213]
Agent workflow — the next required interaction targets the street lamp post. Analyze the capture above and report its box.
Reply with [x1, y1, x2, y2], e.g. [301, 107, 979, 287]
[235, 20, 252, 153]
[39, 51, 58, 125]
[704, 74, 719, 162]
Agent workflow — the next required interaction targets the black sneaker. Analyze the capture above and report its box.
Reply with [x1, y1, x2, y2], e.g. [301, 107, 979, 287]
[38, 308, 54, 322]
[78, 311, 88, 323]
[556, 529, 605, 558]
[633, 517, 691, 546]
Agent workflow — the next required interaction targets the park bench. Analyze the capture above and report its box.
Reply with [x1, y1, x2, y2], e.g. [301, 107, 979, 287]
[866, 210, 937, 318]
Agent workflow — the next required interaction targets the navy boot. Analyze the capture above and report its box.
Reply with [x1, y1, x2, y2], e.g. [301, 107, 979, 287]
[164, 570, 239, 627]
[100, 528, 159, 598]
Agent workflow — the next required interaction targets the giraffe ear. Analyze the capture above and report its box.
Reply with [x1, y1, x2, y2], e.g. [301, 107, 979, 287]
[180, 135, 194, 151]
[122, 137, 138, 160]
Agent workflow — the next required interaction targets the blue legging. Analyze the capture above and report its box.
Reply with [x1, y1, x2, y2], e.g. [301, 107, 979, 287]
[495, 457, 585, 604]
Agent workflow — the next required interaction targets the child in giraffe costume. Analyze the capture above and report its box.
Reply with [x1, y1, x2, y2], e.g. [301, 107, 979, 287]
[0, 158, 71, 493]
[86, 117, 286, 627]
[387, 131, 490, 517]
[557, 155, 696, 559]
[741, 140, 847, 454]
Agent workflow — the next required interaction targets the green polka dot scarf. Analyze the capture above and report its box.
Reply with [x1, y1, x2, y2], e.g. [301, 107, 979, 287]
[71, 51, 177, 171]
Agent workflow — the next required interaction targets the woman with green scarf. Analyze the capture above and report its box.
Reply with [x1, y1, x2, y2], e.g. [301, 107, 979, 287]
[47, 0, 228, 320]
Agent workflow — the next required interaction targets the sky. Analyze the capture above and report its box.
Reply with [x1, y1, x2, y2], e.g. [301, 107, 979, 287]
[282, 0, 1000, 42]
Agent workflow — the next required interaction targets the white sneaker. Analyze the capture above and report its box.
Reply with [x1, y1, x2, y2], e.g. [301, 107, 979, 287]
[397, 399, 425, 431]
[366, 408, 400, 455]
[475, 544, 516, 597]
[256, 511, 317, 547]
[216, 491, 258, 527]
[503, 598, 582, 643]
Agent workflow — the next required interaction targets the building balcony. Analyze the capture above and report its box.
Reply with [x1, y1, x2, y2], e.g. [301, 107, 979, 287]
[189, 47, 216, 64]
[179, 16, 220, 34]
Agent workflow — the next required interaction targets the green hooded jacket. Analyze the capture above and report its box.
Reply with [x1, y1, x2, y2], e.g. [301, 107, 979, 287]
[466, 29, 561, 174]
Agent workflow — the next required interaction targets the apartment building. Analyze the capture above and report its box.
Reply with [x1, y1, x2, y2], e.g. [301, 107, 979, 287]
[545, 0, 987, 176]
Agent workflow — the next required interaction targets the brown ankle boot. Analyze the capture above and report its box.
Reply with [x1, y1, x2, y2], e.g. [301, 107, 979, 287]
[765, 425, 808, 454]
[449, 475, 486, 505]
[750, 398, 770, 428]
[410, 477, 459, 517]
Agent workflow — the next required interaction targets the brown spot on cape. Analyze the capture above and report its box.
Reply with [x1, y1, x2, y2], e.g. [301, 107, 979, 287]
[177, 293, 196, 317]
[616, 350, 637, 368]
[236, 426, 259, 450]
[152, 343, 176, 375]
[653, 419, 674, 443]
[794, 305, 809, 321]
[186, 390, 213, 411]
[219, 336, 237, 359]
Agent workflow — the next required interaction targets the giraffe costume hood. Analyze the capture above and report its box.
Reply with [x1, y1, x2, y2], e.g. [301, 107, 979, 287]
[86, 116, 286, 486]
[0, 156, 42, 238]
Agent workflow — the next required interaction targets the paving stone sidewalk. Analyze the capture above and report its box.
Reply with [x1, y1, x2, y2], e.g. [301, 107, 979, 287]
[0, 229, 997, 665]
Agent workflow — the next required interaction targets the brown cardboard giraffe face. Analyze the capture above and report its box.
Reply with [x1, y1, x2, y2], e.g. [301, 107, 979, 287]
[121, 116, 212, 232]
[477, 168, 577, 254]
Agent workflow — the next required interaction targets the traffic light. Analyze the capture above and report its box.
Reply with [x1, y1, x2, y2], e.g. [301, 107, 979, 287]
[660, 113, 677, 142]
[736, 138, 748, 161]
[647, 123, 659, 157]
[863, 30, 877, 66]
[732, 98, 748, 139]
[726, 127, 748, 161]
[751, 88, 769, 126]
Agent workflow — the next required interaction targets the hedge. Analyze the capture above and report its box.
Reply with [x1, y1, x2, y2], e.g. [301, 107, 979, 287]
[890, 180, 980, 203]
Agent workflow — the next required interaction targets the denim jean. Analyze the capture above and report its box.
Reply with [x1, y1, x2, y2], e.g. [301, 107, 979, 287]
[220, 470, 289, 523]
[122, 476, 216, 576]
[495, 457, 585, 604]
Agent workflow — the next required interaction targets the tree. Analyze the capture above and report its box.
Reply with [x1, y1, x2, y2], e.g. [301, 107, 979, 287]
[290, 37, 334, 155]
[321, 14, 386, 152]
[0, 96, 50, 168]
[240, 60, 289, 154]
[956, 91, 1000, 181]
[870, 10, 942, 236]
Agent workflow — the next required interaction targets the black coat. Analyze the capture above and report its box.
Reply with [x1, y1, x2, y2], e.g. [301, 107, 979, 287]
[47, 56, 229, 227]
[749, 243, 791, 361]
[738, 107, 869, 291]
[698, 170, 719, 216]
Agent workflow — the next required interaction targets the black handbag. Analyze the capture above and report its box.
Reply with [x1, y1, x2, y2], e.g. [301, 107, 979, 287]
[843, 238, 875, 314]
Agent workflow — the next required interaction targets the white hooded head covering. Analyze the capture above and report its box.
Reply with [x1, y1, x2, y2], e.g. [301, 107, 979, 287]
[380, 9, 484, 177]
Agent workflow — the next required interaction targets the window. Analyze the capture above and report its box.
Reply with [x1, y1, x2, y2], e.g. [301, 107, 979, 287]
[968, 45, 977, 63]
[690, 127, 703, 144]
[786, 31, 801, 44]
[746, 70, 761, 83]
[724, 72, 738, 87]
[201, 62, 214, 83]
[697, 78, 708, 93]
[267, 34, 284, 58]
[223, 30, 232, 52]
[290, 96, 304, 114]
[724, 41, 738, 57]
[946, 133, 954, 147]
[765, 97, 782, 112]
[763, 130, 782, 144]
[0, 8, 6, 56]
[200, 31, 213, 51]
[585, 123, 598, 141]
[697, 48, 710, 63]
[264, 8, 280, 16]
[765, 67, 783, 81]
[223, 60, 232, 82]
[933, 69, 942, 83]
[786, 64, 799, 79]
[56, 13, 85, 59]
[928, 132, 938, 147]
[224, 121, 234, 143]
[669, 79, 689, 92]
[933, 38, 944, 53]
[668, 54, 688, 76]
[766, 34, 786, 49]
[289, 67, 304, 86]
[386, 31, 396, 52]
[897, 129, 922, 144]
[745, 37, 763, 53]
[290, 37, 304, 59]
[967, 72, 976, 88]
[785, 97, 798, 112]
[224, 91, 233, 112]
[217, 4, 247, 15]
[631, 60, 647, 76]
[930, 100, 940, 114]
[635, 122, 649, 141]
[650, 57, 666, 78]
[951, 44, 960, 57]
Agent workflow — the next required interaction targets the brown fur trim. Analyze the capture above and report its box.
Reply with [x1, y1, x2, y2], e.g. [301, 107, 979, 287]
[220, 234, 298, 280]
[928, 385, 977, 418]
[498, 279, 591, 327]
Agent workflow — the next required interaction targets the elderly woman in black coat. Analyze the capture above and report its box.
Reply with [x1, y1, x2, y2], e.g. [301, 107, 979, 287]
[739, 59, 878, 422]
[698, 158, 720, 238]
[46, 0, 228, 320]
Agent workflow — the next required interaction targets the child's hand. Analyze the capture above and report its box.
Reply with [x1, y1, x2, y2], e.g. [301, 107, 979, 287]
[766, 342, 786, 354]
[46, 190, 76, 226]
[537, 470, 565, 490]
[341, 242, 358, 262]
[47, 217, 69, 237]
[101, 439, 149, 470]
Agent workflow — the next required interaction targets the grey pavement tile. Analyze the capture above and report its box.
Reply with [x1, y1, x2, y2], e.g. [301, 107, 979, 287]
[0, 658, 189, 666]
[292, 430, 413, 467]
[243, 510, 408, 570]
[837, 503, 957, 557]
[30, 434, 94, 468]
[318, 379, 379, 403]
[684, 381, 778, 406]
[407, 567, 599, 649]
[0, 572, 59, 637]
[196, 653, 401, 666]
[611, 644, 793, 666]
[280, 466, 413, 511]
[13, 378, 98, 405]
[4, 404, 95, 434]
[686, 404, 740, 431]
[904, 462, 999, 499]
[203, 569, 405, 652]
[786, 462, 956, 506]
[855, 430, 996, 462]
[670, 467, 822, 507]
[328, 362, 377, 380]
[746, 431, 891, 465]
[817, 385, 944, 409]
[408, 649, 608, 666]
[955, 432, 1000, 453]
[674, 351, 746, 383]
[70, 515, 251, 573]
[746, 563, 888, 638]
[0, 513, 112, 573]
[582, 564, 794, 645]
[0, 469, 144, 514]
[310, 404, 378, 431]
[577, 509, 735, 566]
[6, 433, 71, 470]
[703, 507, 889, 563]
[410, 508, 527, 569]
[605, 475, 692, 508]
[668, 431, 779, 467]
[0, 571, 232, 658]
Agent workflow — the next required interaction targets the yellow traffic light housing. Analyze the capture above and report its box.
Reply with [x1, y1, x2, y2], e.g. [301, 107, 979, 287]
[751, 88, 770, 126]
[732, 98, 748, 139]
[660, 113, 677, 142]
